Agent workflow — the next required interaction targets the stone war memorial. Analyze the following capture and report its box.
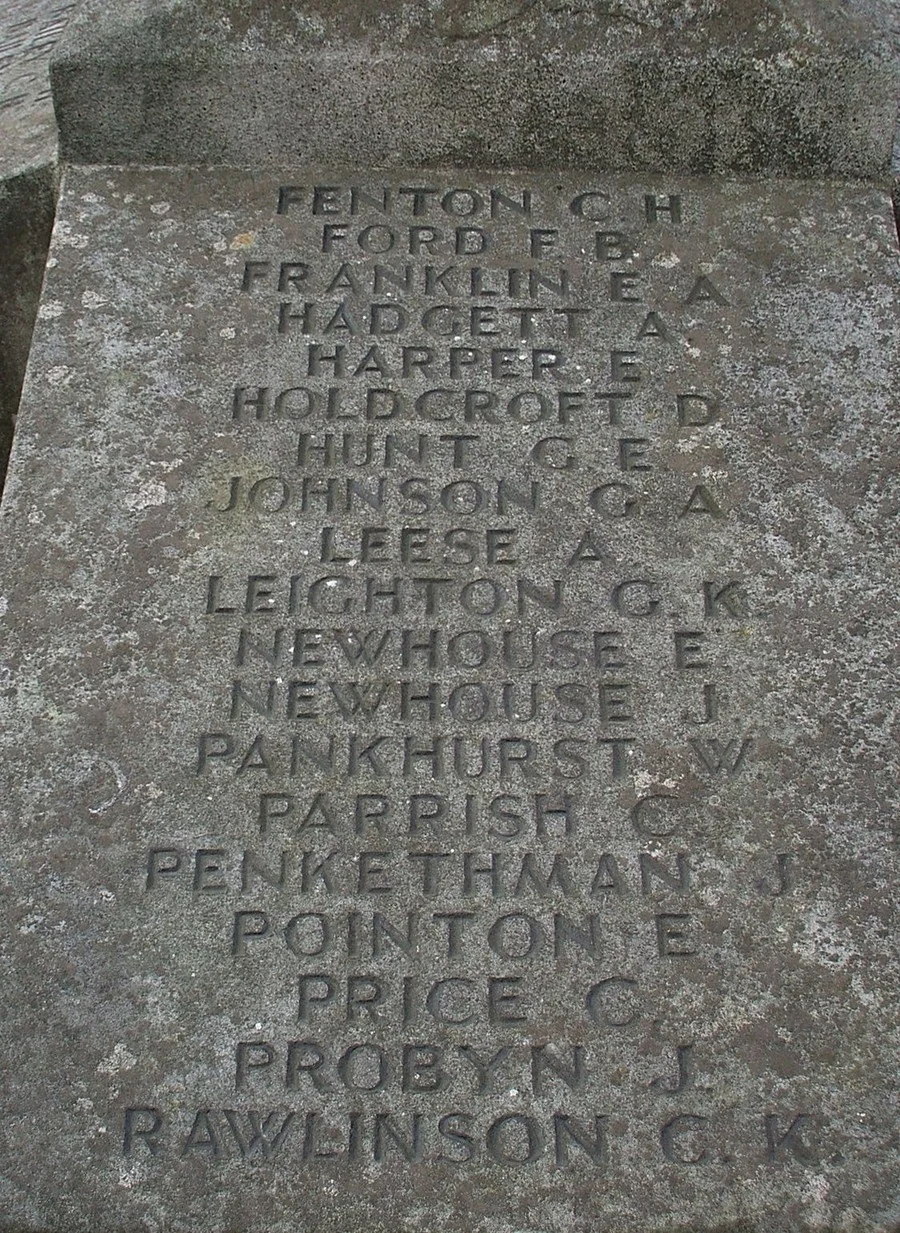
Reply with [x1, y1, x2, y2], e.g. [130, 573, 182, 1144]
[0, 1, 897, 1231]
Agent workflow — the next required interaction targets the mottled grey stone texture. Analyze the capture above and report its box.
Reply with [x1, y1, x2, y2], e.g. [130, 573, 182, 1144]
[0, 0, 77, 484]
[848, 0, 900, 202]
[49, 0, 898, 177]
[0, 166, 896, 1231]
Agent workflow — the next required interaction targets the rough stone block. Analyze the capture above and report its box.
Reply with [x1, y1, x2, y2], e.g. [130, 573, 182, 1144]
[0, 165, 896, 1232]
[50, 0, 899, 177]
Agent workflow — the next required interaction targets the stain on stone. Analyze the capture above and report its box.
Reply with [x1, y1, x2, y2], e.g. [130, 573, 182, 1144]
[0, 163, 57, 488]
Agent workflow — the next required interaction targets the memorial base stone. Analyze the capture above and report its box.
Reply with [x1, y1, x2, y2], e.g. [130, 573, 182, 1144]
[0, 165, 896, 1232]
[50, 0, 899, 177]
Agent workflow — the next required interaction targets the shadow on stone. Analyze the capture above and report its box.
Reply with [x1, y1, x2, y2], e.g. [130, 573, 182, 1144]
[0, 163, 58, 489]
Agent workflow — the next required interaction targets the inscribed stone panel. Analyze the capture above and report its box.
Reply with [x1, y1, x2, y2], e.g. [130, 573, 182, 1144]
[0, 168, 896, 1233]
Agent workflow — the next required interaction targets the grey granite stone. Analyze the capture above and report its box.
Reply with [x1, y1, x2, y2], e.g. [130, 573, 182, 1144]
[0, 166, 897, 1232]
[847, 0, 900, 204]
[49, 0, 899, 177]
[0, 0, 78, 485]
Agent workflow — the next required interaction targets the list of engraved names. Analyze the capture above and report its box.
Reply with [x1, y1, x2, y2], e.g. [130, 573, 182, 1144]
[125, 179, 806, 1170]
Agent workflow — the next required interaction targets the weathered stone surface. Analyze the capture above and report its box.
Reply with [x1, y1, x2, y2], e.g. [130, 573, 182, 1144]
[0, 0, 76, 175]
[0, 167, 897, 1232]
[0, 0, 77, 484]
[849, 0, 900, 185]
[50, 0, 898, 177]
